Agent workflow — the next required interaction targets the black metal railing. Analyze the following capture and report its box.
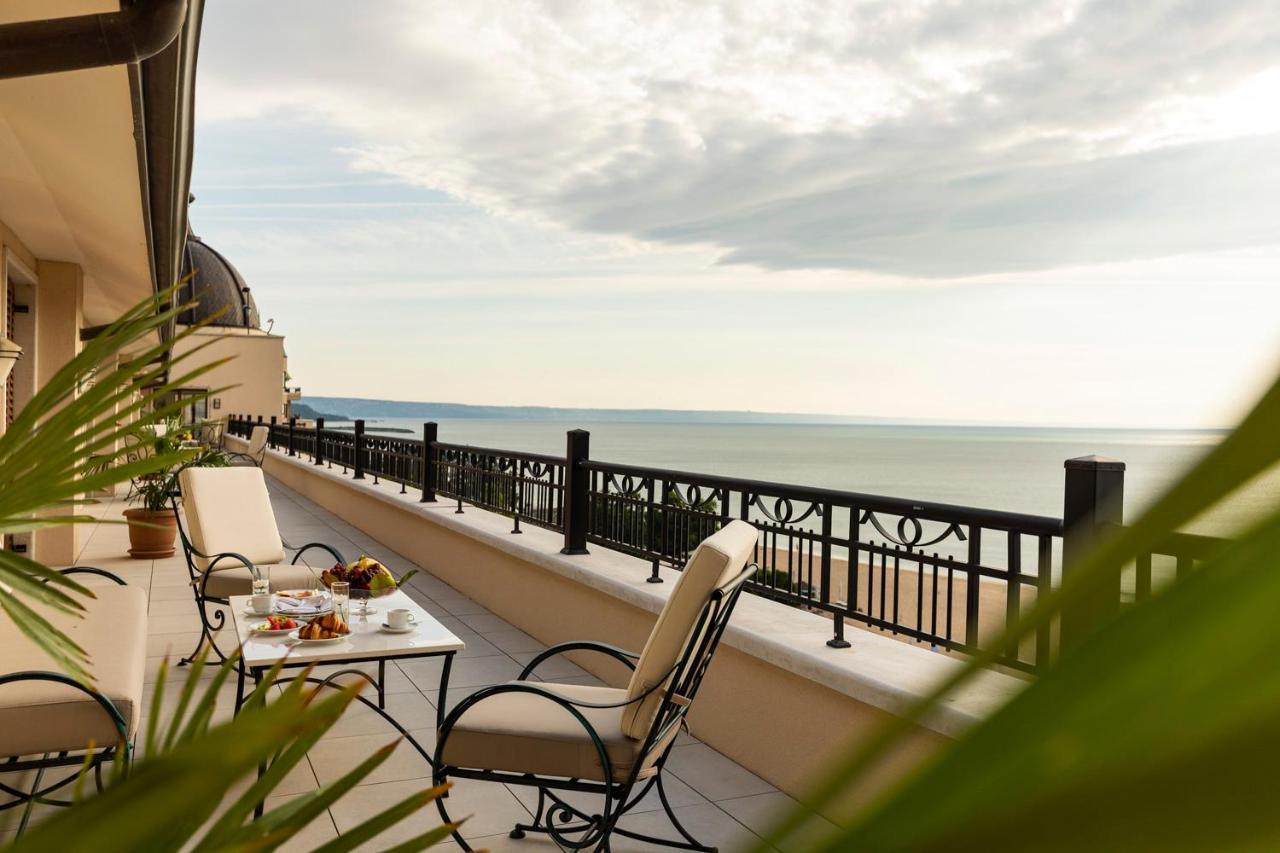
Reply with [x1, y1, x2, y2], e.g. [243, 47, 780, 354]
[1125, 527, 1228, 604]
[226, 416, 1223, 671]
[585, 459, 1061, 671]
[433, 443, 567, 533]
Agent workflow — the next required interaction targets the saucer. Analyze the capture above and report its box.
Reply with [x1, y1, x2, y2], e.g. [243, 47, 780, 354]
[243, 607, 274, 618]
[380, 622, 415, 634]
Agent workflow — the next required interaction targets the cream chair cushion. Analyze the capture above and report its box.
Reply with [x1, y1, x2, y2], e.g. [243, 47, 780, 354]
[179, 466, 285, 572]
[620, 520, 757, 740]
[201, 562, 319, 598]
[440, 683, 651, 783]
[0, 585, 146, 757]
[246, 425, 269, 460]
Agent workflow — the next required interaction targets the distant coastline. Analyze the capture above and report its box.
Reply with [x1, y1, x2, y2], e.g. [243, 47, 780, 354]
[298, 395, 1230, 432]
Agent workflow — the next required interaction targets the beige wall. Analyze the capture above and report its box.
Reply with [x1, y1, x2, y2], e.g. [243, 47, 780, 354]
[256, 444, 948, 821]
[31, 260, 85, 564]
[170, 327, 286, 423]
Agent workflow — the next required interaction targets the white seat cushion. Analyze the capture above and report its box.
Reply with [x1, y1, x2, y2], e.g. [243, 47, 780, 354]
[200, 561, 319, 599]
[0, 585, 146, 757]
[441, 683, 651, 783]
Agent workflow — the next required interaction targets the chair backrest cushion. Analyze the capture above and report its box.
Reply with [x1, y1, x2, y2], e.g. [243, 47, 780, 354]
[179, 466, 285, 571]
[620, 520, 757, 740]
[247, 424, 269, 458]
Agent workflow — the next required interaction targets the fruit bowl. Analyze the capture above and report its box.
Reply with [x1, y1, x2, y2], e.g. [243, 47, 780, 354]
[321, 557, 416, 615]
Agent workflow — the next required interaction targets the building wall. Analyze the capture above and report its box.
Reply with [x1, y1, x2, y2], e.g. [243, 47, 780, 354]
[170, 326, 287, 423]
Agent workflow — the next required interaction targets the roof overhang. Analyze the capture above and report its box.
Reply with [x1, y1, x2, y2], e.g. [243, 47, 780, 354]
[0, 0, 203, 346]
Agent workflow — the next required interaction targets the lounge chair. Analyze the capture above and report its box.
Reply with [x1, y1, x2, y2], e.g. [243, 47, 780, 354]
[174, 466, 346, 664]
[0, 568, 145, 836]
[226, 424, 268, 467]
[434, 520, 759, 852]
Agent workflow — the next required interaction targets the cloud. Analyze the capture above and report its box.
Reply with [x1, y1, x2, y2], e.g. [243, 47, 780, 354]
[196, 0, 1280, 278]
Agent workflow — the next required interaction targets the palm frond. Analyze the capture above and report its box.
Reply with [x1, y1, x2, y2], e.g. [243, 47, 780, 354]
[0, 287, 225, 680]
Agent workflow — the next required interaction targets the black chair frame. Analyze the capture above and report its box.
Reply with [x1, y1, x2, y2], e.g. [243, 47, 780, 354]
[171, 489, 345, 666]
[433, 563, 757, 852]
[0, 568, 134, 836]
[224, 447, 265, 467]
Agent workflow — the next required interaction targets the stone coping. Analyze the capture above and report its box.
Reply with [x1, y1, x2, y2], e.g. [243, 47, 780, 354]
[232, 436, 1026, 738]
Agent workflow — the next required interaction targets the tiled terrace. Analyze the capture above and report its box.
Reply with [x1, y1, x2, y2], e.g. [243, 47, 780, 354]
[11, 475, 820, 851]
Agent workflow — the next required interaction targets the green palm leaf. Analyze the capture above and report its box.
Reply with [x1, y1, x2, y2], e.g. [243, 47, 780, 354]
[0, 288, 225, 681]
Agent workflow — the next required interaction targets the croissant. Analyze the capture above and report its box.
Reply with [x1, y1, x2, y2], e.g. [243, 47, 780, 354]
[299, 611, 350, 639]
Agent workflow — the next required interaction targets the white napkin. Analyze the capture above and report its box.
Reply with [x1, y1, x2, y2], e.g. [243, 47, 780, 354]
[275, 592, 331, 616]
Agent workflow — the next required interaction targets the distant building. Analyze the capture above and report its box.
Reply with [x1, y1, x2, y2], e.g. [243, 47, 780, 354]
[171, 232, 295, 424]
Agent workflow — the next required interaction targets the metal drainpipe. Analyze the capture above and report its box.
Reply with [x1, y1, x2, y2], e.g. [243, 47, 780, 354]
[0, 0, 188, 80]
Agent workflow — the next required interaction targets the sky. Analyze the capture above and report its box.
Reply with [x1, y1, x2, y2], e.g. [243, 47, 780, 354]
[190, 0, 1280, 428]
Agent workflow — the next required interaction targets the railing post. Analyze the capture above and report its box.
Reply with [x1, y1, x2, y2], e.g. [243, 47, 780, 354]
[269, 416, 277, 449]
[964, 525, 982, 649]
[287, 416, 297, 456]
[314, 418, 325, 466]
[1060, 455, 1125, 651]
[561, 429, 590, 555]
[421, 422, 437, 502]
[353, 419, 366, 480]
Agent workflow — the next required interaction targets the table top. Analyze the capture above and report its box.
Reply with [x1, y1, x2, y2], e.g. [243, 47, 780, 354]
[229, 590, 465, 668]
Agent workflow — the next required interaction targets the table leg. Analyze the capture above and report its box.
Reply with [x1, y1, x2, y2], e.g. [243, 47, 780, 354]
[234, 659, 246, 713]
[252, 668, 266, 820]
[378, 659, 386, 710]
[437, 652, 454, 731]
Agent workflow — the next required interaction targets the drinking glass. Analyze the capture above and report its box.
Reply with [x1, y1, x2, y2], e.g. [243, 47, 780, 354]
[331, 581, 350, 623]
[251, 565, 270, 597]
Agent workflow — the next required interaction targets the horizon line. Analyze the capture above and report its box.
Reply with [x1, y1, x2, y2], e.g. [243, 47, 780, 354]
[298, 395, 1233, 432]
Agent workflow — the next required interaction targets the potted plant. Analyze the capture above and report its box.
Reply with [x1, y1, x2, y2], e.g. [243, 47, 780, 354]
[124, 416, 229, 558]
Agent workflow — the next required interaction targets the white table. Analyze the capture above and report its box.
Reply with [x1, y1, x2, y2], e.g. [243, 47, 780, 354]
[229, 589, 464, 793]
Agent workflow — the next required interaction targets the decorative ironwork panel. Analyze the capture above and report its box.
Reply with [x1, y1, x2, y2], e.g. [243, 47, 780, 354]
[585, 460, 1061, 672]
[433, 442, 566, 533]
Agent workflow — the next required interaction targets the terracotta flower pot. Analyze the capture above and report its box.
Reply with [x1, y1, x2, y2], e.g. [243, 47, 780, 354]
[124, 507, 178, 559]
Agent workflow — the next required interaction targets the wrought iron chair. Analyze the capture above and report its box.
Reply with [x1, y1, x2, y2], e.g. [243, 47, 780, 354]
[173, 466, 345, 665]
[225, 423, 269, 467]
[0, 568, 142, 837]
[434, 520, 759, 852]
[197, 419, 225, 450]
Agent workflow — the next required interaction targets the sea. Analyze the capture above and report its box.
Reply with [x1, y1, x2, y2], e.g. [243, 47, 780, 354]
[323, 418, 1277, 538]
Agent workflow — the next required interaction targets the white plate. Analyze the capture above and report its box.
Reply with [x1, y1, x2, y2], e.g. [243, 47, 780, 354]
[286, 628, 349, 645]
[380, 622, 416, 634]
[243, 608, 274, 618]
[275, 604, 332, 617]
[277, 589, 325, 600]
[250, 621, 298, 635]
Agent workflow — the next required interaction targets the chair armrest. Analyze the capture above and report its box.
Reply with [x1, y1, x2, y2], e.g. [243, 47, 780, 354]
[516, 641, 639, 681]
[0, 671, 131, 752]
[45, 566, 127, 585]
[284, 541, 345, 567]
[435, 682, 619, 780]
[224, 452, 260, 467]
[187, 552, 260, 602]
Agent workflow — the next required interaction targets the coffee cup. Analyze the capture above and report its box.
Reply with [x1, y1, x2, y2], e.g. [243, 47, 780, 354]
[387, 608, 412, 629]
[250, 592, 275, 615]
